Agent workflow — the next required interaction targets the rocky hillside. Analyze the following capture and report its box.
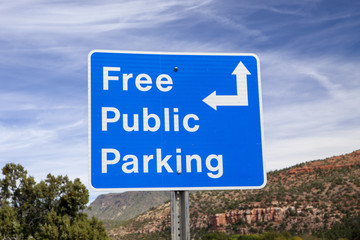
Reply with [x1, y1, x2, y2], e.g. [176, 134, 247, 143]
[85, 191, 170, 223]
[105, 149, 360, 239]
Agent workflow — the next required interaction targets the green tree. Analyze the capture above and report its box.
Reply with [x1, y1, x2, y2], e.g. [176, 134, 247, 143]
[201, 232, 229, 240]
[232, 234, 261, 240]
[0, 163, 108, 239]
[320, 214, 360, 240]
[0, 201, 20, 238]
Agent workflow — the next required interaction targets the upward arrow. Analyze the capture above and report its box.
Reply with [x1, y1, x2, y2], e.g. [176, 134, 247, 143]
[203, 61, 251, 110]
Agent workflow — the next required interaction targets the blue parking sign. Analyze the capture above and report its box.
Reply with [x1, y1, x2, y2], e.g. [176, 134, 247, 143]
[88, 50, 266, 191]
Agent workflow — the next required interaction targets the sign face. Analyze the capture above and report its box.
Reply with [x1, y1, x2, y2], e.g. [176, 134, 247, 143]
[88, 50, 266, 191]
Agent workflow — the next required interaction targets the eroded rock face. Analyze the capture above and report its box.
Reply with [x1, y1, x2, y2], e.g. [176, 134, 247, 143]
[211, 207, 287, 229]
[107, 150, 360, 239]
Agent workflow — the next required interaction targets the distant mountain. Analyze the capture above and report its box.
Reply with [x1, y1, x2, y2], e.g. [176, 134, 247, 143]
[104, 149, 360, 239]
[85, 191, 170, 223]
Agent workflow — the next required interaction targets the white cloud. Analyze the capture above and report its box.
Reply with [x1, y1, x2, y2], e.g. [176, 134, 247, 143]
[0, 0, 210, 34]
[260, 51, 360, 170]
[265, 128, 360, 171]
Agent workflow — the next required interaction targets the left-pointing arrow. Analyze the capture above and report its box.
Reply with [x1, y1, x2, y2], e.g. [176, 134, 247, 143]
[203, 61, 251, 110]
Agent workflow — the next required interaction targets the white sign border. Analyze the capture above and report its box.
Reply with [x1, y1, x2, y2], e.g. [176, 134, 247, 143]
[88, 50, 266, 192]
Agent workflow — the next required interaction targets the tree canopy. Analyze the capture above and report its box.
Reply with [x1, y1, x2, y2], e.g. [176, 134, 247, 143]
[0, 163, 108, 239]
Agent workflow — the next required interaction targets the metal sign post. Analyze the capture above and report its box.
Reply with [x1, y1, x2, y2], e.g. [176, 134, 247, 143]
[171, 191, 190, 240]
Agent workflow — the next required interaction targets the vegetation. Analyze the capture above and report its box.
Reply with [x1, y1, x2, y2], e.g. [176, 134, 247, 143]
[130, 231, 303, 240]
[1, 151, 358, 240]
[0, 163, 108, 239]
[198, 221, 360, 240]
[315, 214, 360, 240]
[104, 150, 360, 240]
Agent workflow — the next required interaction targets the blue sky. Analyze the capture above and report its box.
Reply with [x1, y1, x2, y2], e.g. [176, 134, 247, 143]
[1, 0, 359, 202]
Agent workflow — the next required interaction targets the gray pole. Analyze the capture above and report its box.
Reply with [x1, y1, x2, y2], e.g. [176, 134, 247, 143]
[171, 191, 190, 240]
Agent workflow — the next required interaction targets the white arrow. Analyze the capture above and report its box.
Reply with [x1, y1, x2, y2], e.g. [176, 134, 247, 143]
[203, 61, 251, 110]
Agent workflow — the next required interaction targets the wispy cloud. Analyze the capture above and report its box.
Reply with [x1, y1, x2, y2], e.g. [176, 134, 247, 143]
[0, 1, 209, 34]
[266, 128, 360, 171]
[261, 51, 360, 170]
